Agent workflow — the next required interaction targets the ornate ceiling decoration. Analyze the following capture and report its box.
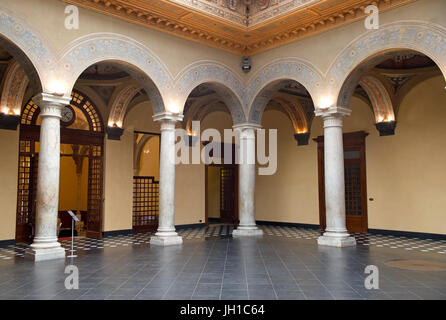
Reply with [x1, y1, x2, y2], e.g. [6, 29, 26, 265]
[63, 0, 417, 55]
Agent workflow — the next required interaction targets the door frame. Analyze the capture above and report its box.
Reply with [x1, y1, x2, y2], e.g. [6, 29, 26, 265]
[314, 131, 369, 233]
[205, 163, 239, 226]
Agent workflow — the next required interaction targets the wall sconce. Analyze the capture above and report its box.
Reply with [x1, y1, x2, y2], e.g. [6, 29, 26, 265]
[375, 121, 397, 136]
[294, 132, 310, 146]
[106, 125, 124, 140]
[0, 112, 20, 130]
[184, 132, 199, 147]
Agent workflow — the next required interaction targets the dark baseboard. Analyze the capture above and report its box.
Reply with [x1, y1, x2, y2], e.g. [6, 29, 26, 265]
[0, 239, 16, 246]
[103, 229, 133, 237]
[256, 220, 321, 230]
[208, 218, 221, 223]
[368, 228, 446, 240]
[176, 223, 206, 230]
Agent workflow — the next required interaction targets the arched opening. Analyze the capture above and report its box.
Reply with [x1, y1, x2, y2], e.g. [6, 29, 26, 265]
[0, 34, 45, 244]
[332, 49, 446, 235]
[69, 60, 166, 237]
[251, 79, 317, 226]
[182, 83, 240, 230]
[16, 89, 105, 243]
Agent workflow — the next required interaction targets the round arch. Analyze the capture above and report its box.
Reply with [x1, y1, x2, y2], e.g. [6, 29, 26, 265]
[59, 33, 173, 114]
[327, 21, 446, 108]
[246, 58, 323, 123]
[0, 5, 56, 93]
[174, 61, 246, 124]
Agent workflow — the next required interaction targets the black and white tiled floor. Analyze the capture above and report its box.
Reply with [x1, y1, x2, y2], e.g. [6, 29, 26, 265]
[0, 224, 446, 300]
[1, 225, 446, 261]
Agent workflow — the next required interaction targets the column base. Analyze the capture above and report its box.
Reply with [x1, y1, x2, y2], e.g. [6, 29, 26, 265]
[25, 246, 66, 262]
[150, 232, 183, 246]
[232, 227, 264, 237]
[317, 233, 356, 248]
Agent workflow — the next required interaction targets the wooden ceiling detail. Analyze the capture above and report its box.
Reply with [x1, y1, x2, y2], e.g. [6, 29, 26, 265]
[62, 0, 418, 56]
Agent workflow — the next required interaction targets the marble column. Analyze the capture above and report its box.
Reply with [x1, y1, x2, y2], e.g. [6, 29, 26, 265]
[150, 112, 184, 246]
[27, 93, 71, 261]
[232, 123, 263, 237]
[315, 106, 356, 247]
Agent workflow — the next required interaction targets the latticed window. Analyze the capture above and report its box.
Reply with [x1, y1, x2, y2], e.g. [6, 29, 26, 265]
[20, 90, 103, 132]
[133, 176, 160, 232]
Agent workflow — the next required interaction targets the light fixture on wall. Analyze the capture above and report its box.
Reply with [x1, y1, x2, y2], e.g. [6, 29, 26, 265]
[375, 120, 397, 136]
[0, 108, 20, 130]
[184, 131, 199, 147]
[106, 123, 124, 140]
[294, 131, 310, 146]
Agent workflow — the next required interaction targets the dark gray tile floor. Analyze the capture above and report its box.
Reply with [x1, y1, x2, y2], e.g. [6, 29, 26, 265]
[0, 231, 446, 300]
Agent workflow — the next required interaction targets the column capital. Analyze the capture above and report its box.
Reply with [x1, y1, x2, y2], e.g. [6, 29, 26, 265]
[153, 111, 184, 123]
[314, 106, 351, 119]
[33, 93, 72, 107]
[33, 93, 72, 119]
[232, 122, 262, 131]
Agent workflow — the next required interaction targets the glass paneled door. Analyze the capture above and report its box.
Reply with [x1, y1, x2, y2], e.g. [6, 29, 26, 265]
[315, 131, 369, 233]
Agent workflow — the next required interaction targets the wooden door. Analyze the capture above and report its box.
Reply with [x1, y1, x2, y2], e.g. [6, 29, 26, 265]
[15, 145, 38, 244]
[315, 131, 369, 233]
[220, 166, 237, 224]
[86, 145, 104, 239]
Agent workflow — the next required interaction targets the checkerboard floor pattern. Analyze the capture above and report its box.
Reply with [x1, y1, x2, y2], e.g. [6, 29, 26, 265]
[1, 224, 445, 260]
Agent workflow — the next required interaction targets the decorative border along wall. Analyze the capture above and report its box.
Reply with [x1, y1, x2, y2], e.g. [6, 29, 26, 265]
[327, 21, 446, 107]
[245, 58, 323, 123]
[0, 6, 56, 93]
[1, 4, 446, 127]
[173, 61, 246, 124]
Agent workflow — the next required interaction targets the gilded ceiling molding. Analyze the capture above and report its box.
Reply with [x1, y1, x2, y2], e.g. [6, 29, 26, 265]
[174, 61, 246, 124]
[0, 5, 56, 93]
[246, 58, 323, 122]
[359, 75, 395, 123]
[64, 0, 417, 55]
[63, 0, 245, 55]
[327, 21, 446, 109]
[0, 59, 29, 115]
[59, 33, 173, 114]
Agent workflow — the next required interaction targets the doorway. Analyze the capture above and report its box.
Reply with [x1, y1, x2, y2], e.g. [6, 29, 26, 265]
[315, 131, 369, 233]
[15, 91, 105, 243]
[205, 164, 238, 226]
[132, 132, 161, 233]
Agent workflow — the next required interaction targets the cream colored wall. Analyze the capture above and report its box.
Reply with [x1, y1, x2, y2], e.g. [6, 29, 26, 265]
[208, 166, 220, 219]
[175, 110, 233, 226]
[355, 76, 446, 234]
[58, 153, 88, 211]
[256, 110, 321, 225]
[138, 136, 160, 180]
[0, 130, 19, 240]
[103, 129, 133, 232]
[257, 76, 446, 235]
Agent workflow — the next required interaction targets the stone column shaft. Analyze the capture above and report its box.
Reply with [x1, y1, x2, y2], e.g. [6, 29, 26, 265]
[150, 112, 183, 246]
[27, 93, 71, 261]
[315, 107, 356, 247]
[232, 123, 263, 237]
